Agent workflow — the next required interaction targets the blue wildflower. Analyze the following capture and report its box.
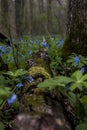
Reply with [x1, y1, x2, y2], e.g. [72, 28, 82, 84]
[24, 75, 34, 83]
[58, 39, 64, 47]
[74, 56, 80, 64]
[45, 54, 49, 60]
[28, 76, 34, 82]
[21, 54, 25, 59]
[41, 41, 47, 47]
[7, 94, 17, 105]
[12, 57, 14, 62]
[80, 67, 85, 73]
[65, 83, 71, 91]
[16, 83, 23, 89]
[28, 50, 32, 55]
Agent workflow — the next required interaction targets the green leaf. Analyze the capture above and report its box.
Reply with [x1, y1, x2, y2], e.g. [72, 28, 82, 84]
[0, 87, 11, 98]
[3, 71, 14, 76]
[81, 74, 87, 81]
[4, 69, 28, 77]
[0, 75, 6, 85]
[70, 83, 82, 91]
[54, 76, 74, 83]
[68, 92, 77, 106]
[14, 69, 27, 77]
[76, 123, 87, 130]
[38, 78, 59, 89]
[71, 70, 82, 80]
[0, 122, 5, 130]
[82, 82, 87, 88]
[80, 96, 87, 104]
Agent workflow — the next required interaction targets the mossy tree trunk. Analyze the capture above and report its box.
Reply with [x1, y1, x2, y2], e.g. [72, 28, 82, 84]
[63, 0, 87, 56]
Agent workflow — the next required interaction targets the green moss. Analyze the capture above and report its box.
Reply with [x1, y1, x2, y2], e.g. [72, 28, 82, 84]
[22, 81, 37, 93]
[20, 93, 46, 114]
[33, 58, 51, 73]
[29, 66, 51, 79]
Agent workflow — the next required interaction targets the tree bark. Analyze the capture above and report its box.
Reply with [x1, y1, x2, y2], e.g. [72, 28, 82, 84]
[0, 0, 9, 35]
[47, 0, 52, 34]
[15, 0, 25, 37]
[29, 0, 34, 34]
[8, 0, 17, 38]
[63, 0, 87, 56]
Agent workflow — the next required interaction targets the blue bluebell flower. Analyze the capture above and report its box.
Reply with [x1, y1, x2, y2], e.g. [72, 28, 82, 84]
[12, 57, 14, 62]
[41, 41, 47, 47]
[74, 56, 80, 64]
[28, 50, 32, 55]
[7, 94, 17, 105]
[80, 67, 85, 73]
[16, 83, 23, 89]
[0, 46, 5, 52]
[28, 76, 34, 82]
[21, 54, 25, 59]
[65, 83, 71, 91]
[24, 75, 34, 83]
[58, 39, 64, 47]
[45, 54, 49, 60]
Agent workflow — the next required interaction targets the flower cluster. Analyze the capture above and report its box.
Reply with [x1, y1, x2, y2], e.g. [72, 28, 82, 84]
[0, 45, 11, 55]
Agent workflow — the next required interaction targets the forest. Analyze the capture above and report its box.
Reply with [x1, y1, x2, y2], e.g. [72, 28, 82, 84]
[0, 0, 87, 130]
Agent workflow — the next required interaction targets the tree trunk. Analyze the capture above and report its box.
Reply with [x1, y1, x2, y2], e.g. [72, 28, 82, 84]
[8, 0, 17, 38]
[15, 0, 25, 37]
[63, 0, 87, 56]
[47, 0, 52, 34]
[0, 0, 9, 35]
[29, 0, 34, 34]
[39, 0, 44, 14]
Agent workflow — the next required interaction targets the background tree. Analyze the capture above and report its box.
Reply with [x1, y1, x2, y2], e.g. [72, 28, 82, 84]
[0, 0, 67, 38]
[0, 0, 8, 35]
[15, 0, 25, 37]
[63, 0, 87, 56]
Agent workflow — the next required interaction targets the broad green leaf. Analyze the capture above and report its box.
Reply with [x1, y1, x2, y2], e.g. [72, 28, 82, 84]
[15, 69, 27, 77]
[68, 92, 77, 106]
[82, 82, 87, 88]
[81, 74, 87, 81]
[71, 70, 82, 80]
[4, 71, 14, 76]
[70, 83, 82, 91]
[76, 123, 87, 130]
[4, 69, 27, 77]
[54, 76, 74, 84]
